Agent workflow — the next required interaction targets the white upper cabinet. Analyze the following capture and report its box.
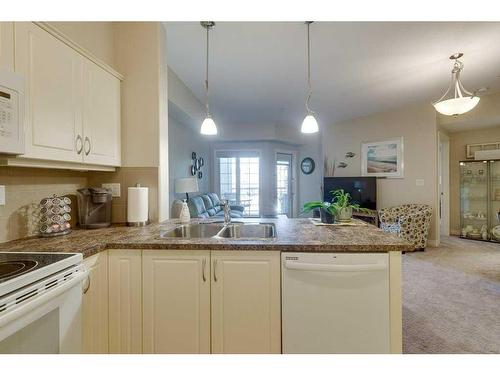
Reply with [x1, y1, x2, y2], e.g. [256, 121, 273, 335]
[0, 22, 14, 70]
[15, 22, 83, 163]
[12, 22, 122, 168]
[82, 59, 121, 166]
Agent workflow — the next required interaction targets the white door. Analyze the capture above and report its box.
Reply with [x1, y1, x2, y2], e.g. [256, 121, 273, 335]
[14, 22, 83, 162]
[82, 251, 109, 354]
[142, 250, 210, 354]
[108, 250, 142, 354]
[211, 251, 281, 354]
[82, 59, 121, 166]
[276, 152, 293, 217]
[282, 252, 390, 353]
[438, 131, 450, 237]
[216, 152, 261, 217]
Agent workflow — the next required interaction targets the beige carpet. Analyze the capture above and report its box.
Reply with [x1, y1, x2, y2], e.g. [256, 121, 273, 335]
[402, 236, 500, 353]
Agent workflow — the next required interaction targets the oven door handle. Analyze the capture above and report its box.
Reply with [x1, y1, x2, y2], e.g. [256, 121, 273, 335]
[284, 260, 387, 272]
[0, 269, 88, 329]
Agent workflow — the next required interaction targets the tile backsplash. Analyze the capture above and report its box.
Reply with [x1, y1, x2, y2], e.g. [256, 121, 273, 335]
[0, 167, 88, 243]
[0, 166, 159, 243]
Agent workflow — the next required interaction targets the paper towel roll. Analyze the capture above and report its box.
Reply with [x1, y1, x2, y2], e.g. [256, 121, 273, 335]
[127, 186, 149, 225]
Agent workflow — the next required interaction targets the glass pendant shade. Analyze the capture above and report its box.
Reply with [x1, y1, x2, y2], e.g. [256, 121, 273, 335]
[433, 96, 480, 116]
[433, 53, 480, 116]
[301, 114, 319, 133]
[200, 116, 217, 135]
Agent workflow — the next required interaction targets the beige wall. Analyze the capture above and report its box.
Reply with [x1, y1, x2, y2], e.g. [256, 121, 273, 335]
[87, 22, 169, 223]
[48, 22, 116, 69]
[113, 22, 164, 169]
[324, 102, 439, 243]
[449, 126, 500, 234]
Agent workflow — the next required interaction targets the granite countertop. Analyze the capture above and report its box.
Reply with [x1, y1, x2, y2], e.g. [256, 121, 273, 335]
[0, 218, 413, 258]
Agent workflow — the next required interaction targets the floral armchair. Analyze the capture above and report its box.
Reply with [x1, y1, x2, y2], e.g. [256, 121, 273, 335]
[378, 204, 432, 250]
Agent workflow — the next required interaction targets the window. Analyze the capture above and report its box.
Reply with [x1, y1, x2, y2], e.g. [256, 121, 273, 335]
[217, 151, 260, 217]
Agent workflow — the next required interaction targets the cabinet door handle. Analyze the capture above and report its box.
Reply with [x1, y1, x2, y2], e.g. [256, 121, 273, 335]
[202, 258, 206, 282]
[84, 136, 91, 156]
[83, 274, 91, 294]
[76, 135, 83, 154]
[213, 259, 218, 282]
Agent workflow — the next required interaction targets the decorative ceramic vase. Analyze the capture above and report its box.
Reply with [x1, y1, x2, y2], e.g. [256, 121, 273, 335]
[320, 208, 335, 224]
[337, 207, 353, 222]
[179, 201, 191, 224]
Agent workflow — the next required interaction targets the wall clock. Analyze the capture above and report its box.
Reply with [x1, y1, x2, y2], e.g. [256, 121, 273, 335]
[301, 157, 315, 175]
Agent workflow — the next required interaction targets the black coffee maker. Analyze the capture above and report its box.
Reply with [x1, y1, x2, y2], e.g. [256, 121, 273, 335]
[76, 188, 112, 229]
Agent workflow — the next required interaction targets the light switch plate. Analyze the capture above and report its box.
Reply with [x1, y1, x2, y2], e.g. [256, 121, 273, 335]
[416, 179, 425, 186]
[0, 185, 5, 205]
[102, 183, 121, 198]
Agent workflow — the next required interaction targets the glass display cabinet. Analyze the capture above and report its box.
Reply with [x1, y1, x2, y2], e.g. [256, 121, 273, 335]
[460, 160, 500, 242]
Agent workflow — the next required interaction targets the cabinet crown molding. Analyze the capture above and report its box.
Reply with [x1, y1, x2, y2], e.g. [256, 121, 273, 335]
[34, 22, 124, 81]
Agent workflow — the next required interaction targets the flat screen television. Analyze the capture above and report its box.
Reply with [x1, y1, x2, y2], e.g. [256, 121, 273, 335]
[323, 177, 377, 210]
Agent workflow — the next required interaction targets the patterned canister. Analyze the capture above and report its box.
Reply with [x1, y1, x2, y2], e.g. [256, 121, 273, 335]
[39, 195, 72, 237]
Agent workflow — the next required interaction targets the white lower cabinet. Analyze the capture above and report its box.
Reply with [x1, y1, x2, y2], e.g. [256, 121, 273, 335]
[99, 249, 281, 354]
[142, 250, 210, 354]
[108, 250, 142, 354]
[211, 251, 281, 354]
[87, 249, 397, 354]
[82, 251, 109, 354]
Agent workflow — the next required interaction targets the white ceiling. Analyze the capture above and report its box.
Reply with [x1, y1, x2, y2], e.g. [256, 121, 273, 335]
[165, 22, 500, 128]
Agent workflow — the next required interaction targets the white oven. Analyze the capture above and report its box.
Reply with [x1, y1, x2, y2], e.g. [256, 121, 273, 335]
[0, 254, 87, 354]
[0, 68, 25, 155]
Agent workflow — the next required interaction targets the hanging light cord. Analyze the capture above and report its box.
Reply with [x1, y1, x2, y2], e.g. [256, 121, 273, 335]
[205, 26, 210, 116]
[305, 22, 314, 114]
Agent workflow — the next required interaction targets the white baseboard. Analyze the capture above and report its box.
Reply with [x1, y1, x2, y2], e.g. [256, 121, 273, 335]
[427, 239, 439, 247]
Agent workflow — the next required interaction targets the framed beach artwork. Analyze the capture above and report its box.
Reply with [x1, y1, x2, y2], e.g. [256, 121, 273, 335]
[361, 137, 404, 178]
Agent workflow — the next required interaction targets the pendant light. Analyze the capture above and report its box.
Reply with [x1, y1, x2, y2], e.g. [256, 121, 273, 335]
[200, 21, 218, 135]
[433, 53, 480, 116]
[301, 21, 319, 134]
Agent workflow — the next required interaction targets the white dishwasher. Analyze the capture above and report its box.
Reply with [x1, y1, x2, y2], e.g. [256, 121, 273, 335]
[281, 252, 390, 354]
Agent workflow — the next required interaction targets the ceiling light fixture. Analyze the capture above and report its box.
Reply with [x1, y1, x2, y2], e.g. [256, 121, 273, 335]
[433, 53, 480, 116]
[301, 21, 319, 134]
[200, 21, 218, 135]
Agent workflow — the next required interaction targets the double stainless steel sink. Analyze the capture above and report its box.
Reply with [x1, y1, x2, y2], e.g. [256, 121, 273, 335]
[159, 222, 276, 240]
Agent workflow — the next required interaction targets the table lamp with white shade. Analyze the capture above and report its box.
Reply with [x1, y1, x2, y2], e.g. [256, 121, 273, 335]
[175, 177, 199, 202]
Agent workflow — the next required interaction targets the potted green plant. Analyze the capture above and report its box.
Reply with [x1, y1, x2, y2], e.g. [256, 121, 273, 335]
[302, 189, 371, 223]
[330, 189, 371, 222]
[302, 201, 337, 224]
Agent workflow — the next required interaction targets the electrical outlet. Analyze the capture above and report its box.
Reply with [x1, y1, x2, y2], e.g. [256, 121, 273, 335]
[0, 185, 5, 205]
[102, 183, 121, 198]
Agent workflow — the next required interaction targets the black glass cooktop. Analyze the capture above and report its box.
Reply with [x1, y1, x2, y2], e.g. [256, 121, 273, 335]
[0, 253, 76, 283]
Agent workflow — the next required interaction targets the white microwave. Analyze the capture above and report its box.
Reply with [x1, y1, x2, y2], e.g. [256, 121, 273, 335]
[0, 68, 24, 154]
